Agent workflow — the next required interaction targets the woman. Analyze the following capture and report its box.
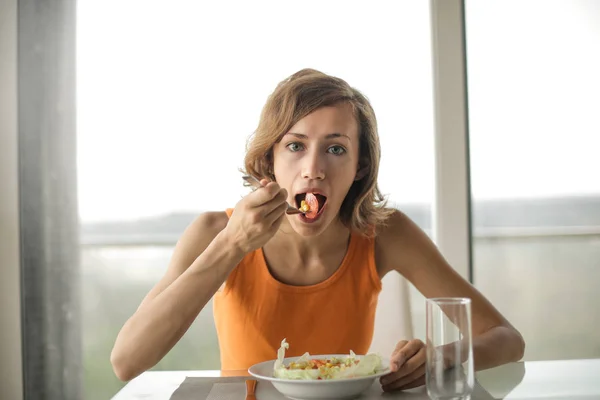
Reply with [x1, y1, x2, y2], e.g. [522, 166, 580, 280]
[110, 68, 525, 391]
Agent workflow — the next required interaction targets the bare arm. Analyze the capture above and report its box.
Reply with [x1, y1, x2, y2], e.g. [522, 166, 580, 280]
[110, 211, 241, 381]
[376, 210, 525, 371]
[110, 179, 289, 381]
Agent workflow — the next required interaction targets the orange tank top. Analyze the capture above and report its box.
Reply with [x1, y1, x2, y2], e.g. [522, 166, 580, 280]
[213, 209, 382, 370]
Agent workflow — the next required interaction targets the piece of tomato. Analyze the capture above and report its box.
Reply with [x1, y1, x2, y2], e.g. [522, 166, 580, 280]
[304, 193, 319, 219]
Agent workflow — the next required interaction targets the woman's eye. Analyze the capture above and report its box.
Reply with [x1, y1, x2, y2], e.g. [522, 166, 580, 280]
[286, 142, 304, 152]
[328, 145, 346, 155]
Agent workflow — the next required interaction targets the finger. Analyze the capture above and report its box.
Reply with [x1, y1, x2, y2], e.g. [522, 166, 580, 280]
[258, 189, 288, 216]
[382, 363, 425, 392]
[390, 340, 422, 371]
[382, 364, 425, 390]
[246, 178, 269, 192]
[247, 182, 284, 207]
[264, 201, 288, 226]
[388, 340, 408, 371]
[268, 205, 287, 233]
[397, 346, 426, 377]
[398, 374, 425, 391]
[381, 345, 425, 386]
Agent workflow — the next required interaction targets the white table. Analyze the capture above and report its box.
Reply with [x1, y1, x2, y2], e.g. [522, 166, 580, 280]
[112, 359, 600, 399]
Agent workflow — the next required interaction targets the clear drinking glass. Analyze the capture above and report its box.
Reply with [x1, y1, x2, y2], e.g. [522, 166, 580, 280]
[426, 298, 474, 400]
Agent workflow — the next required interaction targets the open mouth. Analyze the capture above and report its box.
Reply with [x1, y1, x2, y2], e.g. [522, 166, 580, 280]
[294, 192, 327, 218]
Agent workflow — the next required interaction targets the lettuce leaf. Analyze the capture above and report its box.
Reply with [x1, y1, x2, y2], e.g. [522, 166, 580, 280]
[272, 338, 385, 380]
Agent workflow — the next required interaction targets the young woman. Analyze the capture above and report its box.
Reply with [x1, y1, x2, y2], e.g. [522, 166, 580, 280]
[110, 68, 525, 392]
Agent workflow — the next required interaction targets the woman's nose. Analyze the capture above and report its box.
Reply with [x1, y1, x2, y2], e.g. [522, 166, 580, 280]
[301, 153, 325, 180]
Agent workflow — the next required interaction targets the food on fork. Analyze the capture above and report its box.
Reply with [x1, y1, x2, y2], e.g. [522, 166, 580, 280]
[273, 339, 384, 380]
[298, 192, 320, 219]
[299, 200, 311, 213]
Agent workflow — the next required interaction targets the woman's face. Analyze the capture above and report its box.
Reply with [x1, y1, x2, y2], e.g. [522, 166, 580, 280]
[272, 103, 361, 236]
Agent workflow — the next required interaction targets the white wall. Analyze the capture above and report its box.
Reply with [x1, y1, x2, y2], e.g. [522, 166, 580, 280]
[0, 0, 23, 399]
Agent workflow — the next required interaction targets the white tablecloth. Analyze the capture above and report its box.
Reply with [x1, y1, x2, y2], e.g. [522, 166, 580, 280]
[112, 358, 600, 400]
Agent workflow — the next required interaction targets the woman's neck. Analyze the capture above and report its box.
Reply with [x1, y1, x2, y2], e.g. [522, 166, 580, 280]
[267, 217, 351, 261]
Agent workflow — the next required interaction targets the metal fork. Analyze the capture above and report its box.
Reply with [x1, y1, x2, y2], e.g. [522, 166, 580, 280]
[242, 175, 304, 215]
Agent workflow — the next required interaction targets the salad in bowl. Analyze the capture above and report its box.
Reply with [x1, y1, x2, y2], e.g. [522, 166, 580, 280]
[248, 339, 390, 399]
[273, 339, 386, 380]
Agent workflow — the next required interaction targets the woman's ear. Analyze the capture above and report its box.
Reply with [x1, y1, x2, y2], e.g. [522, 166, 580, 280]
[355, 163, 369, 181]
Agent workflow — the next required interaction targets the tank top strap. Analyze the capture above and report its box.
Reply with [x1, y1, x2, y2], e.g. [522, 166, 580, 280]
[352, 233, 382, 292]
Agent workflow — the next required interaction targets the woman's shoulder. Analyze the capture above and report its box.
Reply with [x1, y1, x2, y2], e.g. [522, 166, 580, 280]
[185, 211, 230, 240]
[374, 208, 413, 241]
[373, 208, 426, 275]
[173, 211, 230, 262]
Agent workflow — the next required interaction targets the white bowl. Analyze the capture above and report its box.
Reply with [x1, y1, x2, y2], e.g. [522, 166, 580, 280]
[248, 354, 390, 400]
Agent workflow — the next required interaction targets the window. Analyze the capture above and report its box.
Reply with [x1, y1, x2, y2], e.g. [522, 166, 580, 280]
[77, 1, 435, 398]
[466, 0, 600, 361]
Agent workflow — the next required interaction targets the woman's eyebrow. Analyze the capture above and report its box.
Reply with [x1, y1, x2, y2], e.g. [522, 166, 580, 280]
[325, 133, 351, 141]
[285, 132, 351, 141]
[284, 133, 308, 139]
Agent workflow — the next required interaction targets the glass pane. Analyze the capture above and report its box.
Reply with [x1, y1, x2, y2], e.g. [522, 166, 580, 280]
[77, 1, 434, 398]
[466, 0, 600, 361]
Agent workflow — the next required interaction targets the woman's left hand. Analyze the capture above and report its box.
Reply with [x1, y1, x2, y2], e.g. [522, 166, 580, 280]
[380, 339, 426, 392]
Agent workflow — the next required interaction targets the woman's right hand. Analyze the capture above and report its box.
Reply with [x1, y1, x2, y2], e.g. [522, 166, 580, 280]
[224, 179, 288, 254]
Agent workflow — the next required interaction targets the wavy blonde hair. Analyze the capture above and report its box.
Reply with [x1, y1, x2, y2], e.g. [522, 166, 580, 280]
[243, 68, 393, 236]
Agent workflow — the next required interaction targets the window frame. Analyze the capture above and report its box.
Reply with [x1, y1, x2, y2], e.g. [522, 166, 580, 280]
[430, 0, 473, 281]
